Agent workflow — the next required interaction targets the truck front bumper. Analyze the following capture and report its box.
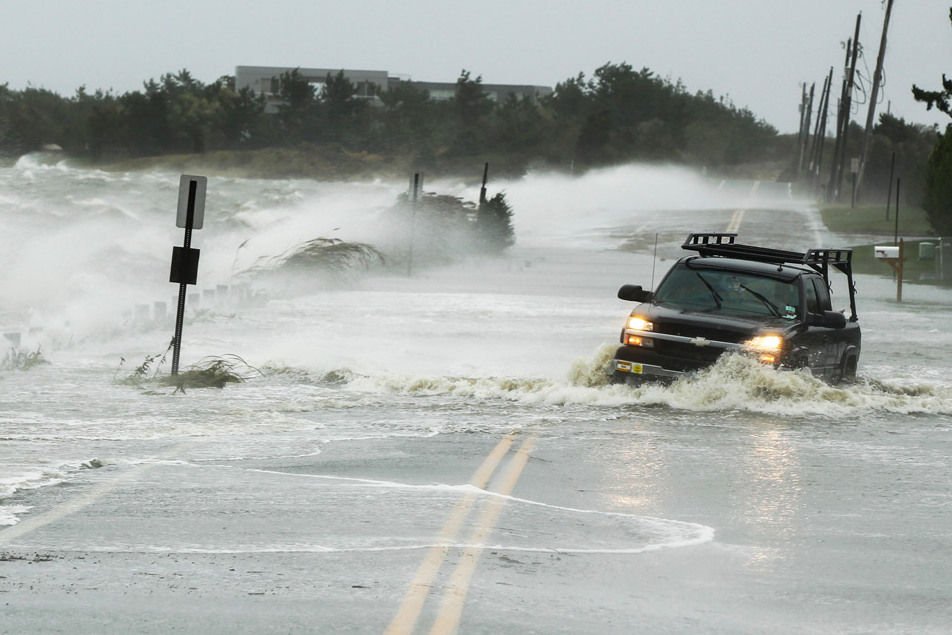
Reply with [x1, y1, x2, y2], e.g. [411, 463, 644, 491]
[610, 358, 685, 381]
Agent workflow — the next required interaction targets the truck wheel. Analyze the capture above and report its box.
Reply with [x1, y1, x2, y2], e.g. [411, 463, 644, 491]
[839, 354, 858, 384]
[788, 352, 809, 370]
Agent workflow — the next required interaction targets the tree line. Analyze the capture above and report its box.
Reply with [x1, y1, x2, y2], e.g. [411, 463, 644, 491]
[0, 63, 785, 171]
[912, 7, 952, 235]
[0, 61, 941, 220]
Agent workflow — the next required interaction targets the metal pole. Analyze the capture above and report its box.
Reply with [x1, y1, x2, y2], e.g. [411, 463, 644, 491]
[936, 236, 945, 282]
[479, 162, 489, 205]
[885, 152, 895, 221]
[897, 238, 904, 303]
[406, 173, 420, 277]
[894, 178, 901, 245]
[171, 181, 197, 376]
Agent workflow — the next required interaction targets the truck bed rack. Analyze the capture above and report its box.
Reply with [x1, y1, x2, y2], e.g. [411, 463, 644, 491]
[681, 233, 858, 320]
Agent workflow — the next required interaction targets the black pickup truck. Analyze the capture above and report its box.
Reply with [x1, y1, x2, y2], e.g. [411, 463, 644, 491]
[611, 233, 861, 384]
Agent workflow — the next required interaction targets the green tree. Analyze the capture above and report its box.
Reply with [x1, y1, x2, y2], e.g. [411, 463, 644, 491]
[451, 70, 492, 155]
[863, 114, 936, 203]
[575, 109, 612, 165]
[85, 91, 123, 158]
[912, 10, 952, 118]
[210, 76, 266, 148]
[119, 80, 173, 155]
[2, 87, 73, 154]
[912, 6, 952, 233]
[922, 129, 952, 234]
[476, 192, 515, 252]
[161, 69, 217, 153]
[490, 94, 546, 155]
[276, 68, 318, 142]
[320, 70, 368, 144]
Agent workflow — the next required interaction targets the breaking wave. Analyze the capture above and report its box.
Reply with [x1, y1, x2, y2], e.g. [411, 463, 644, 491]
[0, 467, 68, 526]
[328, 347, 952, 418]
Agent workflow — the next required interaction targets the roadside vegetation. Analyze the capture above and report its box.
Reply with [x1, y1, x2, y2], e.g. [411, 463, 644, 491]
[911, 6, 952, 236]
[820, 204, 945, 281]
[820, 203, 933, 236]
[0, 64, 784, 177]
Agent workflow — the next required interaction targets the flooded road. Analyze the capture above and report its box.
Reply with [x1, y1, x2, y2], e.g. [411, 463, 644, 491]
[2, 158, 951, 633]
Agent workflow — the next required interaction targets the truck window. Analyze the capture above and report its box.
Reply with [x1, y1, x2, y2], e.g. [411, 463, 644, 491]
[805, 280, 819, 314]
[656, 263, 800, 318]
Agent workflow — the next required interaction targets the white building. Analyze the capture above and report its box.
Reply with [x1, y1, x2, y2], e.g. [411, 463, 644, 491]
[235, 65, 552, 110]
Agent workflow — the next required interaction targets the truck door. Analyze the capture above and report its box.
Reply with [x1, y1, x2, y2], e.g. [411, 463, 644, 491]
[801, 276, 838, 378]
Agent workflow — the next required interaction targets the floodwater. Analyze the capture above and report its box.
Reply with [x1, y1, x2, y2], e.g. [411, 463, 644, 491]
[1, 155, 951, 633]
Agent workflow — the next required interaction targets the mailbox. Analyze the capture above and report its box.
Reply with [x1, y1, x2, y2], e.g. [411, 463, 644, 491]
[874, 245, 899, 259]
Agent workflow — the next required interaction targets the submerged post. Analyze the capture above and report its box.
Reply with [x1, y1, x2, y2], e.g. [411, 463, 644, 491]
[894, 178, 901, 246]
[407, 172, 421, 277]
[479, 162, 489, 205]
[169, 175, 207, 376]
[897, 238, 904, 303]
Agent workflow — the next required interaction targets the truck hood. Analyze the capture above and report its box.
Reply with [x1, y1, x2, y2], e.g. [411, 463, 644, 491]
[636, 303, 798, 343]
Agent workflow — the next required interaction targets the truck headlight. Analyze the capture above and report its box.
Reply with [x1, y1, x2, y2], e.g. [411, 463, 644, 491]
[743, 334, 783, 364]
[623, 315, 654, 347]
[626, 316, 653, 331]
[625, 334, 654, 347]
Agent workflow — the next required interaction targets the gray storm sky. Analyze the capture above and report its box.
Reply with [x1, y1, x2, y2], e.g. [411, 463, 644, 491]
[1, 0, 948, 133]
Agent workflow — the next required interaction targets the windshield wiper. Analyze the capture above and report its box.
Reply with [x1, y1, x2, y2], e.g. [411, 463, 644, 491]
[739, 284, 782, 317]
[695, 272, 722, 309]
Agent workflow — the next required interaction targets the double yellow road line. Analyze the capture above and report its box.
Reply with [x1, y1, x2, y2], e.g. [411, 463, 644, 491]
[385, 433, 535, 635]
[725, 208, 746, 234]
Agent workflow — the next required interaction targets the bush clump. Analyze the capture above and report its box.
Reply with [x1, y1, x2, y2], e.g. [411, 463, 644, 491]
[1, 347, 49, 371]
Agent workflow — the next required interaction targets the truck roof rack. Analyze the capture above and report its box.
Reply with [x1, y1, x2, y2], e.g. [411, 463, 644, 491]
[681, 233, 858, 321]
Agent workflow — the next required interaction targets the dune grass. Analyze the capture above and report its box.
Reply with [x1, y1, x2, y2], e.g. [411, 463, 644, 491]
[820, 204, 934, 237]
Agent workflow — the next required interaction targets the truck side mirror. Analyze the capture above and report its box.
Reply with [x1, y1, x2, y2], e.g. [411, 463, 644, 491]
[808, 310, 847, 329]
[618, 285, 653, 302]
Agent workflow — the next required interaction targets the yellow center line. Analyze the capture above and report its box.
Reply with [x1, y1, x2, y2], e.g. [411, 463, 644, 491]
[726, 208, 745, 234]
[384, 433, 517, 635]
[428, 435, 536, 635]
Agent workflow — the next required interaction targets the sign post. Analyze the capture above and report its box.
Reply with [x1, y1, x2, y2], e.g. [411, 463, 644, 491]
[169, 175, 207, 375]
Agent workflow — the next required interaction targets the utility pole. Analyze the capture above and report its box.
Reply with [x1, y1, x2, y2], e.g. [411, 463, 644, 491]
[810, 68, 834, 189]
[798, 83, 815, 176]
[856, 0, 895, 197]
[796, 84, 808, 178]
[827, 40, 852, 201]
[828, 13, 862, 202]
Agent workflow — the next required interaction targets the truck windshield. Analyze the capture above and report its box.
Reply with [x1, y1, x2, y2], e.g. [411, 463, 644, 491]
[653, 263, 800, 319]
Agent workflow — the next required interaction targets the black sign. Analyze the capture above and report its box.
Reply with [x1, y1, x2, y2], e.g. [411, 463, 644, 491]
[169, 246, 200, 285]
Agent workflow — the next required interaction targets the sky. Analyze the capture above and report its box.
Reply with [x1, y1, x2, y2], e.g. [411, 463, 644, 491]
[1, 0, 949, 133]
